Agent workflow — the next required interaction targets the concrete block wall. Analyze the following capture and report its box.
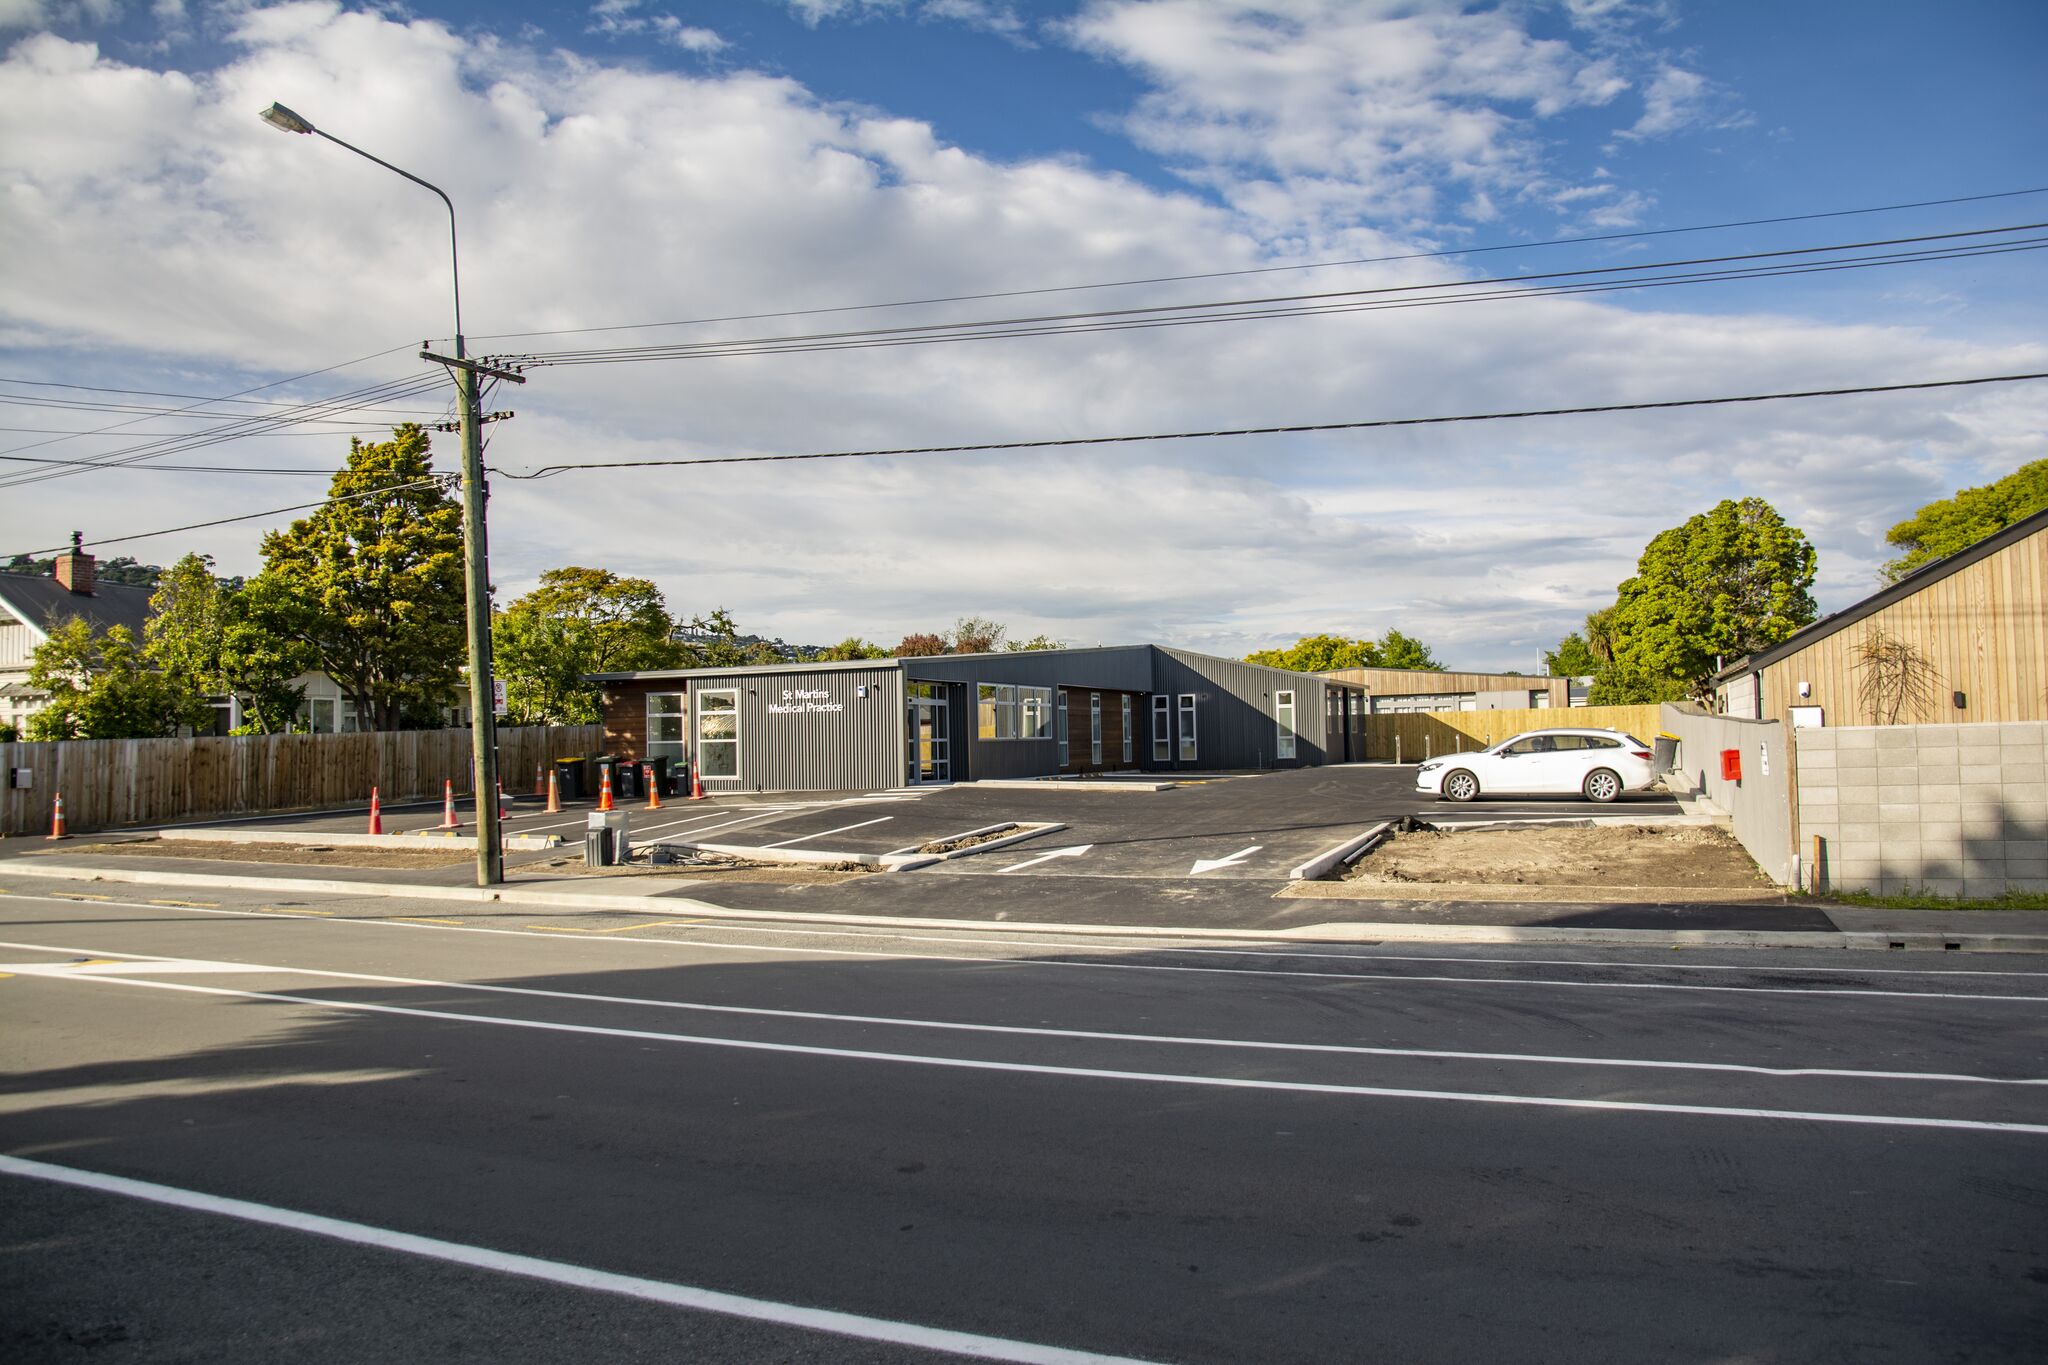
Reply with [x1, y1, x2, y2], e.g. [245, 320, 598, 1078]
[1798, 721, 2048, 897]
[1660, 703, 1794, 884]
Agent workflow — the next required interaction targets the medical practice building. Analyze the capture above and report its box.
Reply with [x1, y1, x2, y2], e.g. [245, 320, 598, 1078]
[591, 644, 1367, 793]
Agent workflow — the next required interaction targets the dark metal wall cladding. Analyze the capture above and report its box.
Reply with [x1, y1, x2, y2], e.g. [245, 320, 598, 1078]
[904, 646, 1157, 693]
[704, 666, 904, 793]
[1153, 648, 1339, 768]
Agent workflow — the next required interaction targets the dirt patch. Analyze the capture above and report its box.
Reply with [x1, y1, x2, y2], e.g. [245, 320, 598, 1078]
[59, 840, 471, 870]
[918, 826, 1017, 855]
[1346, 823, 1772, 890]
[520, 854, 870, 885]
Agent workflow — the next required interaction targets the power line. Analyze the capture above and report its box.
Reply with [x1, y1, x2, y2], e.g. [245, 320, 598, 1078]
[0, 477, 459, 559]
[468, 184, 2048, 344]
[0, 375, 449, 415]
[495, 371, 2048, 479]
[499, 224, 2047, 368]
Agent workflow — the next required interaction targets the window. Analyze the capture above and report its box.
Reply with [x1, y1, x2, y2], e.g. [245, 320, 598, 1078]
[1177, 694, 1197, 762]
[1275, 689, 1296, 761]
[1019, 686, 1052, 739]
[308, 698, 336, 733]
[1152, 695, 1170, 761]
[647, 692, 685, 763]
[696, 689, 739, 778]
[1057, 690, 1069, 765]
[1089, 693, 1102, 765]
[1121, 696, 1132, 763]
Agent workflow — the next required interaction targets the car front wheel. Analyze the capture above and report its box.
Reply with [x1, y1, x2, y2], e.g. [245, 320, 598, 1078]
[1442, 769, 1480, 802]
[1583, 768, 1623, 803]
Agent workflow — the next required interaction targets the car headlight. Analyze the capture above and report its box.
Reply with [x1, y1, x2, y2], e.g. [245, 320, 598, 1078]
[1417, 760, 1441, 772]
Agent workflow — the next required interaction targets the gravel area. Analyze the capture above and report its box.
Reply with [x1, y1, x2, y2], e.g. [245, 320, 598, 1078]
[1346, 823, 1773, 889]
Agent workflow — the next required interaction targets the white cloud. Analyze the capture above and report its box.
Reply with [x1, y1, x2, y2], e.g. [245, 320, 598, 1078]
[1620, 62, 1744, 140]
[587, 0, 726, 52]
[0, 6, 2039, 668]
[0, 0, 119, 30]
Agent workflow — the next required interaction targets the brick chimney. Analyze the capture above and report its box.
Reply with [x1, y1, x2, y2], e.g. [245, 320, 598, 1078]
[54, 532, 94, 596]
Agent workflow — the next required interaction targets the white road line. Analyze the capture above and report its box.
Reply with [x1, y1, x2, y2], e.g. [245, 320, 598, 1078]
[664, 812, 801, 840]
[996, 845, 1094, 874]
[761, 816, 892, 849]
[633, 811, 765, 839]
[3, 941, 2038, 1088]
[0, 1156, 1158, 1365]
[5, 891, 2047, 1004]
[13, 972, 2048, 1135]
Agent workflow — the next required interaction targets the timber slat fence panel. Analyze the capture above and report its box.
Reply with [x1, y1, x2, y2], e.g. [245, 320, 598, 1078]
[1361, 705, 1665, 761]
[0, 725, 602, 837]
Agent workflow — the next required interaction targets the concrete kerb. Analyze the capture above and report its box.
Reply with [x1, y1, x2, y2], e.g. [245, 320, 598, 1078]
[878, 822, 1064, 872]
[966, 778, 1178, 793]
[1425, 814, 1721, 832]
[7, 858, 2048, 954]
[1289, 821, 1393, 881]
[158, 828, 564, 852]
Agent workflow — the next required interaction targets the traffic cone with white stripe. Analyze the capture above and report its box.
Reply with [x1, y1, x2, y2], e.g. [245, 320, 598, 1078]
[644, 764, 662, 810]
[597, 764, 614, 812]
[437, 779, 460, 830]
[689, 765, 705, 801]
[497, 780, 508, 821]
[533, 762, 545, 797]
[46, 792, 68, 840]
[367, 787, 383, 835]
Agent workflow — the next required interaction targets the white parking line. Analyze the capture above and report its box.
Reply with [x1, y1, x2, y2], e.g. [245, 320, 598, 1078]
[0, 1157, 1157, 1365]
[14, 971, 2048, 1135]
[761, 816, 892, 849]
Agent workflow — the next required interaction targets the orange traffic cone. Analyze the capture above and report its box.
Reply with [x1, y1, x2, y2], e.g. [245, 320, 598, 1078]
[689, 766, 705, 801]
[545, 768, 561, 813]
[368, 786, 383, 835]
[496, 780, 508, 820]
[644, 764, 662, 810]
[47, 792, 68, 840]
[437, 779, 460, 830]
[597, 764, 614, 812]
[533, 762, 545, 797]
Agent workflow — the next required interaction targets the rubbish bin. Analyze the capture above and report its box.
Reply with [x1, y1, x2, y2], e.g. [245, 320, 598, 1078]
[585, 810, 631, 865]
[1653, 733, 1679, 774]
[551, 757, 585, 801]
[610, 758, 640, 801]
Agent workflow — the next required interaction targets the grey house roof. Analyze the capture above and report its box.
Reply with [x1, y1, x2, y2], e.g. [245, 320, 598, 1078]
[0, 574, 155, 641]
[1712, 504, 2048, 684]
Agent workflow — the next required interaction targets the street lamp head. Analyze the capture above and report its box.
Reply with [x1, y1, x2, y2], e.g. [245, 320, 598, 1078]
[258, 102, 315, 135]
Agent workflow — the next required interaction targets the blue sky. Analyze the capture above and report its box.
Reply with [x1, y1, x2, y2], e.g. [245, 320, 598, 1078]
[1, 1, 2044, 667]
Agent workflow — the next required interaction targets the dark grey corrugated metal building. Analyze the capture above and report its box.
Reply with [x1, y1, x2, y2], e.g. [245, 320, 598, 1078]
[590, 645, 1366, 795]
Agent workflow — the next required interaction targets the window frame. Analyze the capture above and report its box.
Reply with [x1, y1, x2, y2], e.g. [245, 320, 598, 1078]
[1152, 694, 1170, 762]
[1177, 694, 1197, 763]
[695, 688, 740, 780]
[1121, 695, 1133, 763]
[1275, 689, 1296, 761]
[1089, 692, 1103, 765]
[646, 691, 686, 765]
[1057, 689, 1070, 766]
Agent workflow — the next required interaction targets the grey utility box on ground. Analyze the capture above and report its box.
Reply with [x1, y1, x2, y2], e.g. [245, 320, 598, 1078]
[585, 810, 631, 866]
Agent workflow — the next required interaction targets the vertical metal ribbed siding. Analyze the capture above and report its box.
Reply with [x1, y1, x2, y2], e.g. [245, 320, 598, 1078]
[1152, 648, 1332, 769]
[697, 666, 904, 794]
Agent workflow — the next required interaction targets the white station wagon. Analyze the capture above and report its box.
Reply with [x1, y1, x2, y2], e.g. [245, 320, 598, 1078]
[1415, 728, 1658, 804]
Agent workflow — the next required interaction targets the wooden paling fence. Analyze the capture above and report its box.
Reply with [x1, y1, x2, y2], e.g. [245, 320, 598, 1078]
[1360, 704, 1665, 762]
[0, 725, 602, 837]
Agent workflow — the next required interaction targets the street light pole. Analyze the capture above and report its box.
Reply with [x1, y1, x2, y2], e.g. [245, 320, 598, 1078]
[260, 101, 505, 885]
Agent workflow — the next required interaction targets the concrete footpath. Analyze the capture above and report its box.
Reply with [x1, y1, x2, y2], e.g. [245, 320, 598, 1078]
[4, 839, 2048, 953]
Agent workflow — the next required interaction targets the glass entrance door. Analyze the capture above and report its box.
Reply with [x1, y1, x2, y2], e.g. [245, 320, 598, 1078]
[907, 688, 950, 783]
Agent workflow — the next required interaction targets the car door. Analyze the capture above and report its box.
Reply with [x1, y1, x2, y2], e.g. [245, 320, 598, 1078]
[1489, 736, 1546, 793]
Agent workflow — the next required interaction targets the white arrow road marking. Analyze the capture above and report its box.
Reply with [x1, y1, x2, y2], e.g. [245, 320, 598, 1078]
[995, 844, 1093, 874]
[1189, 845, 1263, 876]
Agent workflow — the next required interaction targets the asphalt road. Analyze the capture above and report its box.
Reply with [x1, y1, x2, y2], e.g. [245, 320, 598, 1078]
[3, 876, 2045, 1362]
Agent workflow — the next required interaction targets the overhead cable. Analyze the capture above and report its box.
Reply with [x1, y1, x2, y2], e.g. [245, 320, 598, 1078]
[0, 477, 459, 559]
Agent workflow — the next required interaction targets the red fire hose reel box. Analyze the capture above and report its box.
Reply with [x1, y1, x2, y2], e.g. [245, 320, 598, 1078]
[1720, 748, 1742, 782]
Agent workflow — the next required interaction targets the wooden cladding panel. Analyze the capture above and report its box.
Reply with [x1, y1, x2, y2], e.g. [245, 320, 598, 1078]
[0, 725, 602, 836]
[1321, 667, 1569, 706]
[1361, 704, 1664, 761]
[1755, 530, 2047, 727]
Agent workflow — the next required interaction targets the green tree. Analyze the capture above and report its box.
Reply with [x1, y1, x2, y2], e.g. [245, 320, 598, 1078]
[26, 619, 207, 739]
[1375, 629, 1442, 671]
[1881, 457, 2048, 582]
[494, 567, 682, 724]
[1245, 634, 1377, 671]
[250, 425, 466, 731]
[145, 554, 312, 735]
[1590, 497, 1817, 705]
[816, 637, 891, 660]
[1004, 634, 1060, 652]
[1541, 632, 1603, 677]
[949, 616, 1006, 654]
